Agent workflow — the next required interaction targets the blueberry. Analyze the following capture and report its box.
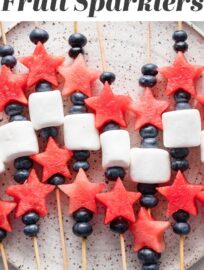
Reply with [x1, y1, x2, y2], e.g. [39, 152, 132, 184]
[0, 45, 14, 57]
[171, 159, 189, 172]
[139, 75, 157, 88]
[110, 218, 129, 234]
[137, 183, 158, 195]
[48, 174, 65, 186]
[105, 167, 126, 181]
[72, 222, 93, 238]
[73, 161, 90, 172]
[139, 125, 158, 139]
[141, 64, 158, 76]
[68, 47, 84, 59]
[24, 224, 39, 237]
[175, 103, 191, 110]
[142, 264, 159, 270]
[14, 156, 33, 170]
[103, 122, 120, 132]
[9, 115, 27, 122]
[68, 33, 87, 48]
[14, 169, 30, 184]
[173, 42, 188, 53]
[36, 81, 52, 92]
[69, 105, 87, 114]
[73, 208, 93, 222]
[138, 248, 161, 264]
[40, 127, 58, 139]
[173, 222, 191, 235]
[173, 210, 190, 222]
[0, 229, 7, 242]
[22, 212, 40, 225]
[5, 103, 24, 116]
[141, 138, 158, 148]
[140, 195, 158, 208]
[174, 90, 191, 103]
[170, 148, 189, 159]
[71, 92, 88, 105]
[30, 28, 49, 44]
[172, 30, 188, 42]
[1, 55, 17, 68]
[74, 151, 90, 161]
[100, 72, 116, 85]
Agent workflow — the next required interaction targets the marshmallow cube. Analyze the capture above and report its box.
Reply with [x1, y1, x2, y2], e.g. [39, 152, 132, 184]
[130, 148, 171, 184]
[29, 90, 64, 130]
[64, 113, 100, 151]
[162, 109, 201, 148]
[100, 130, 130, 169]
[200, 131, 204, 162]
[0, 121, 39, 162]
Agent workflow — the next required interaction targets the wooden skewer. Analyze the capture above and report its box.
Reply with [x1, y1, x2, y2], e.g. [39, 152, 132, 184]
[178, 21, 183, 30]
[0, 242, 9, 270]
[96, 22, 108, 72]
[147, 22, 152, 63]
[0, 21, 7, 45]
[82, 238, 87, 270]
[120, 234, 127, 270]
[180, 235, 185, 270]
[33, 236, 41, 270]
[34, 21, 40, 28]
[74, 22, 78, 33]
[56, 188, 69, 270]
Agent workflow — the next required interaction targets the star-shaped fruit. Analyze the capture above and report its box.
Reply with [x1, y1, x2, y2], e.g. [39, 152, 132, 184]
[130, 208, 170, 253]
[85, 82, 132, 129]
[96, 179, 141, 224]
[0, 200, 16, 232]
[6, 169, 55, 218]
[0, 65, 28, 111]
[31, 137, 73, 182]
[196, 191, 204, 209]
[159, 52, 204, 96]
[58, 54, 100, 97]
[59, 169, 105, 214]
[157, 171, 203, 216]
[129, 88, 169, 130]
[19, 42, 64, 88]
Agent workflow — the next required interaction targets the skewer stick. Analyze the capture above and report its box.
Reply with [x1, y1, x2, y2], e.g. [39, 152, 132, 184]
[120, 234, 127, 270]
[0, 242, 9, 270]
[74, 22, 78, 33]
[178, 21, 183, 30]
[34, 21, 40, 28]
[96, 22, 108, 72]
[180, 235, 185, 270]
[147, 22, 152, 63]
[33, 236, 41, 270]
[0, 22, 7, 45]
[82, 238, 87, 270]
[56, 188, 69, 270]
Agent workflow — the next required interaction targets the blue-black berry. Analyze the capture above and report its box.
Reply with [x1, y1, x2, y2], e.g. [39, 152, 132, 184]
[110, 218, 129, 234]
[9, 115, 27, 122]
[140, 125, 158, 138]
[22, 212, 40, 225]
[141, 64, 158, 76]
[69, 105, 87, 114]
[174, 90, 191, 103]
[73, 161, 90, 172]
[30, 28, 49, 44]
[0, 45, 14, 57]
[73, 208, 93, 222]
[103, 122, 120, 132]
[14, 169, 30, 184]
[36, 81, 52, 92]
[24, 224, 39, 237]
[1, 55, 17, 68]
[72, 222, 93, 238]
[74, 151, 90, 161]
[141, 138, 158, 148]
[5, 103, 24, 116]
[171, 160, 189, 172]
[69, 47, 84, 59]
[137, 183, 157, 195]
[173, 222, 191, 235]
[140, 195, 158, 208]
[170, 148, 189, 159]
[105, 167, 125, 181]
[48, 174, 65, 186]
[68, 33, 87, 48]
[173, 210, 190, 222]
[138, 248, 161, 264]
[139, 75, 157, 88]
[14, 156, 33, 170]
[71, 92, 88, 105]
[173, 30, 188, 42]
[100, 72, 116, 85]
[40, 127, 58, 139]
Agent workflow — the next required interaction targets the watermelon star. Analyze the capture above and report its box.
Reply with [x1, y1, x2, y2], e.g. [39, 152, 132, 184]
[31, 137, 73, 182]
[58, 54, 100, 97]
[130, 208, 170, 253]
[6, 169, 55, 218]
[159, 52, 204, 96]
[129, 88, 169, 130]
[157, 171, 203, 216]
[19, 42, 64, 88]
[59, 168, 105, 214]
[96, 179, 141, 224]
[85, 82, 132, 129]
[0, 65, 28, 112]
[0, 200, 16, 232]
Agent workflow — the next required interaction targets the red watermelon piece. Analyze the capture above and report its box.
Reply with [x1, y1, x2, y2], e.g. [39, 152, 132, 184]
[96, 178, 141, 224]
[0, 200, 16, 232]
[130, 207, 170, 253]
[6, 169, 55, 218]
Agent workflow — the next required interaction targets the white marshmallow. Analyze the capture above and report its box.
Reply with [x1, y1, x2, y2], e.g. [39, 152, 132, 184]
[29, 90, 64, 130]
[100, 130, 130, 169]
[162, 109, 201, 148]
[200, 131, 204, 162]
[130, 148, 171, 184]
[64, 113, 100, 150]
[0, 121, 39, 162]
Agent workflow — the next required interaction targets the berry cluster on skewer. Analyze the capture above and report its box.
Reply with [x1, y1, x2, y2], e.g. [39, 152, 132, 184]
[157, 23, 204, 270]
[128, 24, 171, 268]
